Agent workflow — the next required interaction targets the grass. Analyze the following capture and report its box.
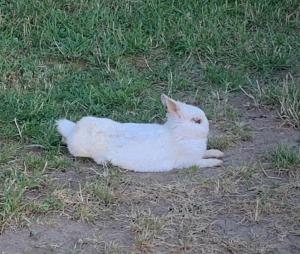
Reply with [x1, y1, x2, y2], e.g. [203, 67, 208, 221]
[0, 166, 45, 231]
[278, 75, 300, 128]
[0, 142, 21, 164]
[131, 210, 166, 252]
[208, 121, 252, 150]
[243, 74, 300, 127]
[267, 144, 300, 171]
[208, 136, 234, 150]
[1, 0, 299, 148]
[0, 0, 299, 253]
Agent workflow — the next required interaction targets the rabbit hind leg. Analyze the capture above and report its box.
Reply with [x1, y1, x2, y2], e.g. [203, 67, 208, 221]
[196, 158, 223, 168]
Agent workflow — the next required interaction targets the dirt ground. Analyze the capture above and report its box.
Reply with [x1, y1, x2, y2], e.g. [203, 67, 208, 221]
[0, 95, 299, 254]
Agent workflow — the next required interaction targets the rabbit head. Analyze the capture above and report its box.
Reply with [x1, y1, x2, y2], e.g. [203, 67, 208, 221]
[161, 94, 209, 138]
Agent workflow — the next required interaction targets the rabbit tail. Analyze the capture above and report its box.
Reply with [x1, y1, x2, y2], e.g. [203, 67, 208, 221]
[56, 119, 76, 139]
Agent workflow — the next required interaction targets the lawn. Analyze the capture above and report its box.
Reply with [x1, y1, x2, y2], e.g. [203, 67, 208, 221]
[0, 0, 299, 253]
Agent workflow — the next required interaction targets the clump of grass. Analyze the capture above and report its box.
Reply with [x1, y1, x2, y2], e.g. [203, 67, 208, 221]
[47, 154, 73, 171]
[208, 136, 234, 150]
[278, 75, 300, 128]
[245, 74, 300, 128]
[208, 122, 252, 151]
[24, 153, 72, 172]
[203, 64, 247, 90]
[202, 166, 260, 195]
[85, 181, 116, 206]
[27, 195, 65, 214]
[0, 168, 44, 231]
[24, 153, 47, 172]
[58, 168, 125, 222]
[73, 202, 96, 223]
[104, 242, 127, 254]
[0, 149, 73, 231]
[0, 143, 21, 164]
[268, 144, 300, 170]
[85, 167, 123, 206]
[231, 122, 253, 142]
[204, 89, 239, 122]
[131, 210, 165, 252]
[49, 187, 97, 223]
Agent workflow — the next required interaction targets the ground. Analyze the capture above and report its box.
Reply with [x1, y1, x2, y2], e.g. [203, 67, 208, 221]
[0, 1, 299, 254]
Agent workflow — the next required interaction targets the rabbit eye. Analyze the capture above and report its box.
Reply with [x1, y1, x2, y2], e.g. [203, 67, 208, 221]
[192, 118, 202, 124]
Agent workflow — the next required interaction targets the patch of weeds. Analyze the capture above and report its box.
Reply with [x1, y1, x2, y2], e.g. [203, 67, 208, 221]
[202, 166, 260, 195]
[204, 89, 239, 122]
[0, 168, 44, 231]
[50, 187, 97, 223]
[215, 121, 253, 147]
[85, 181, 116, 206]
[248, 181, 300, 223]
[47, 155, 73, 171]
[131, 210, 165, 252]
[267, 144, 300, 171]
[278, 75, 300, 128]
[180, 165, 199, 175]
[40, 195, 65, 212]
[203, 64, 247, 90]
[225, 166, 259, 186]
[208, 136, 235, 150]
[0, 143, 21, 164]
[132, 213, 164, 233]
[245, 74, 300, 128]
[73, 202, 96, 223]
[27, 195, 65, 214]
[104, 241, 127, 254]
[24, 153, 72, 173]
[231, 122, 253, 142]
[84, 167, 124, 206]
[71, 238, 128, 254]
[66, 169, 124, 222]
[24, 154, 47, 172]
[242, 78, 281, 107]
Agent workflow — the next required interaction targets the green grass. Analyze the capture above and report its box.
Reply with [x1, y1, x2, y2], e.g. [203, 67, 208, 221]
[0, 167, 45, 231]
[277, 75, 300, 128]
[131, 210, 165, 252]
[267, 144, 300, 171]
[0, 143, 21, 164]
[208, 136, 234, 151]
[208, 121, 252, 150]
[85, 171, 121, 206]
[0, 0, 299, 149]
[243, 74, 300, 127]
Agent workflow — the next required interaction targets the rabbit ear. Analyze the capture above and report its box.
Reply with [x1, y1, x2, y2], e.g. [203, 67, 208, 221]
[161, 94, 180, 115]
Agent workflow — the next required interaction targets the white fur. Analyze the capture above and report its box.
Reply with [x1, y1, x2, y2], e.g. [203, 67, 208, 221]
[57, 94, 223, 172]
[56, 119, 76, 139]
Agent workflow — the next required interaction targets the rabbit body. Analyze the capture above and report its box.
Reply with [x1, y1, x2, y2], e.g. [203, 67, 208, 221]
[57, 95, 223, 172]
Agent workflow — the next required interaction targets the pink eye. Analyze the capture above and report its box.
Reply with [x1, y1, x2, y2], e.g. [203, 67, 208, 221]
[192, 118, 202, 124]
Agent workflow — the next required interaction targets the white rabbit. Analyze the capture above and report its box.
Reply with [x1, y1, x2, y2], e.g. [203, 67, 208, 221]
[57, 94, 224, 172]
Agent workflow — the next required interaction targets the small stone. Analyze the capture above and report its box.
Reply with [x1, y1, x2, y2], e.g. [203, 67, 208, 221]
[29, 230, 39, 240]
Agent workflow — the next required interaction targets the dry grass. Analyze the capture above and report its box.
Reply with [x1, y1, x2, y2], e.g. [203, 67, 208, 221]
[278, 75, 300, 128]
[242, 74, 300, 128]
[209, 121, 252, 151]
[1, 146, 299, 253]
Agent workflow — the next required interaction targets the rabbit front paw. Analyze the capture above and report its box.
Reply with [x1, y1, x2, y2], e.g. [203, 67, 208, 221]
[203, 149, 224, 159]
